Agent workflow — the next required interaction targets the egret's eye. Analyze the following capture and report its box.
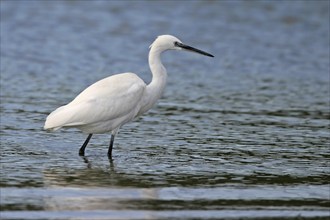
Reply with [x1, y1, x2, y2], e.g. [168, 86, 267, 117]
[174, 42, 185, 48]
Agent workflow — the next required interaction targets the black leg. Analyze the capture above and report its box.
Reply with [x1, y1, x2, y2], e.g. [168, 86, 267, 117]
[107, 134, 115, 158]
[79, 134, 93, 156]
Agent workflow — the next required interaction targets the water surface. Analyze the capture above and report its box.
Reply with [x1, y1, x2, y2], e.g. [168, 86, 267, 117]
[1, 1, 329, 219]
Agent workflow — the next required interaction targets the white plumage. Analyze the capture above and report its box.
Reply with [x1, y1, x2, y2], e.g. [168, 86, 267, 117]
[44, 35, 214, 157]
[45, 73, 145, 134]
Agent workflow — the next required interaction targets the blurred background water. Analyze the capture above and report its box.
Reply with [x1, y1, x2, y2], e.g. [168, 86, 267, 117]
[0, 0, 329, 219]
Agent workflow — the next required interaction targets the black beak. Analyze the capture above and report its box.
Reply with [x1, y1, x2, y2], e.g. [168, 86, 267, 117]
[175, 42, 214, 57]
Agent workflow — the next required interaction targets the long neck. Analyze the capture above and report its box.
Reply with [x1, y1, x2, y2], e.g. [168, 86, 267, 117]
[141, 47, 168, 113]
[148, 47, 168, 98]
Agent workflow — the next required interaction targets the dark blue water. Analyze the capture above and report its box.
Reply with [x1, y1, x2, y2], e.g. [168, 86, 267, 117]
[1, 1, 329, 219]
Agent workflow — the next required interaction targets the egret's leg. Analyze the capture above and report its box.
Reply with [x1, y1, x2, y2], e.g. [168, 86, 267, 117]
[79, 134, 93, 156]
[108, 135, 115, 158]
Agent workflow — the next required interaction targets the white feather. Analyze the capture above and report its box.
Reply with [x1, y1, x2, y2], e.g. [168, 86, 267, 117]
[44, 73, 146, 133]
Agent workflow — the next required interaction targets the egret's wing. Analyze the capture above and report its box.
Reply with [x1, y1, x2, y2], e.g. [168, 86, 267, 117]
[44, 73, 146, 130]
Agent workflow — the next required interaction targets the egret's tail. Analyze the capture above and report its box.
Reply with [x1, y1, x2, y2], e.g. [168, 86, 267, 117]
[44, 115, 62, 131]
[43, 125, 61, 131]
[44, 105, 68, 131]
[44, 103, 87, 131]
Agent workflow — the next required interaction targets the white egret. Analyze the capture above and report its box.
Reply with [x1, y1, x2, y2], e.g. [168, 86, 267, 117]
[44, 35, 214, 157]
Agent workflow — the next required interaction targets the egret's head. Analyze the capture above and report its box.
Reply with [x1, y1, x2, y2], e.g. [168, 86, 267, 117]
[149, 35, 182, 51]
[150, 35, 214, 57]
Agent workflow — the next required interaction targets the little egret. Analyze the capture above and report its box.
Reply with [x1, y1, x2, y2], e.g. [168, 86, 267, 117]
[44, 35, 214, 157]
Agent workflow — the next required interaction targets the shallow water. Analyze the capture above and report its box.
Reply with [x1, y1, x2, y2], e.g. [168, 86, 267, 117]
[1, 1, 329, 219]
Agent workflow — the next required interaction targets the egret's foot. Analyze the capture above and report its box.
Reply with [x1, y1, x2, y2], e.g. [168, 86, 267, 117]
[79, 134, 93, 157]
[81, 156, 92, 168]
[107, 134, 115, 159]
[79, 150, 85, 156]
[107, 147, 113, 159]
